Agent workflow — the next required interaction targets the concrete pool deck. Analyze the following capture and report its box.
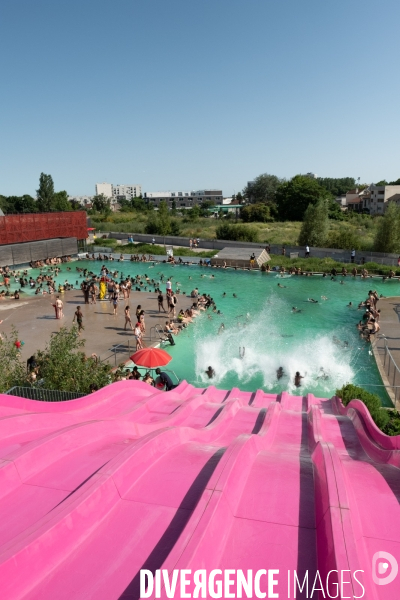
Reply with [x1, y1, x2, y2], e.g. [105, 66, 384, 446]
[0, 289, 195, 367]
[370, 296, 400, 408]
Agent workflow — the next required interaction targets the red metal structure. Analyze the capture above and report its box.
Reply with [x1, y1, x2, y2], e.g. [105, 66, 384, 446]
[0, 212, 87, 245]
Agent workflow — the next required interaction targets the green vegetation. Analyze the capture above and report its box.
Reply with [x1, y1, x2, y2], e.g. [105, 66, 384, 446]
[275, 175, 331, 221]
[0, 328, 26, 392]
[0, 327, 112, 394]
[373, 202, 400, 253]
[336, 383, 400, 436]
[91, 239, 216, 258]
[266, 254, 400, 276]
[215, 223, 259, 243]
[34, 327, 111, 393]
[91, 212, 379, 250]
[298, 199, 329, 247]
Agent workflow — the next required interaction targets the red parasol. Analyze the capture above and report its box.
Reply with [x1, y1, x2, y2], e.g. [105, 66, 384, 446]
[130, 347, 172, 368]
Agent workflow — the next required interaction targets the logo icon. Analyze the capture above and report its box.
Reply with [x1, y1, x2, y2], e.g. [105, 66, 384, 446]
[372, 551, 398, 586]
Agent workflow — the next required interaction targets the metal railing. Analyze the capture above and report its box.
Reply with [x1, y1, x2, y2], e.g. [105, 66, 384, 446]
[381, 338, 400, 403]
[5, 386, 85, 402]
[99, 341, 132, 366]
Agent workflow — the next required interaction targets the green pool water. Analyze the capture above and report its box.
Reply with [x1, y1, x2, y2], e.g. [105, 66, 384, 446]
[14, 260, 398, 404]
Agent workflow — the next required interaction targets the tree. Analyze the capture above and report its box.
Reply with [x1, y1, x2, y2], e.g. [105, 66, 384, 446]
[276, 175, 329, 221]
[36, 172, 55, 212]
[4, 195, 37, 213]
[236, 192, 244, 204]
[376, 180, 389, 186]
[157, 200, 171, 238]
[241, 203, 272, 223]
[298, 200, 329, 247]
[327, 199, 344, 221]
[374, 202, 400, 253]
[188, 204, 201, 221]
[35, 327, 111, 393]
[317, 177, 356, 197]
[92, 194, 111, 213]
[0, 327, 26, 393]
[130, 197, 145, 211]
[325, 227, 363, 251]
[53, 190, 71, 211]
[389, 178, 400, 185]
[243, 173, 283, 205]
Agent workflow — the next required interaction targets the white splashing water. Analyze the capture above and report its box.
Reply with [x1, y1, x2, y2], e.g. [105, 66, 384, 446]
[194, 297, 355, 394]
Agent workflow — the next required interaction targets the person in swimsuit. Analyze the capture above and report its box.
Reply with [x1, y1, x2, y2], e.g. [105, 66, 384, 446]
[124, 306, 133, 331]
[294, 371, 304, 387]
[277, 367, 284, 379]
[205, 366, 215, 379]
[157, 292, 166, 312]
[134, 322, 143, 350]
[73, 306, 84, 334]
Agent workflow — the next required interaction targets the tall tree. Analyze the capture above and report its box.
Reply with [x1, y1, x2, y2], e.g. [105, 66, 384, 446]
[157, 200, 171, 240]
[298, 200, 329, 247]
[53, 191, 71, 211]
[317, 177, 356, 197]
[36, 172, 55, 212]
[374, 202, 400, 253]
[276, 175, 329, 221]
[243, 173, 283, 205]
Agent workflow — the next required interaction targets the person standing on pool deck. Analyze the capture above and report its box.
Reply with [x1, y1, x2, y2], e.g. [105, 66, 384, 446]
[134, 322, 143, 350]
[155, 368, 175, 391]
[157, 292, 166, 313]
[166, 278, 172, 295]
[124, 306, 133, 331]
[111, 289, 119, 315]
[73, 306, 84, 335]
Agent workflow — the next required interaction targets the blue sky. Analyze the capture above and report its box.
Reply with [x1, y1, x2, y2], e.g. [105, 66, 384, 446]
[1, 0, 399, 197]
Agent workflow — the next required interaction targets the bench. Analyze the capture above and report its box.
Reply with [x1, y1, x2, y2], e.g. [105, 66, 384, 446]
[289, 252, 299, 259]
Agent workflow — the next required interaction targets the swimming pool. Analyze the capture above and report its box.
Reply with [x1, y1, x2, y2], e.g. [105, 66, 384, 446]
[12, 260, 398, 405]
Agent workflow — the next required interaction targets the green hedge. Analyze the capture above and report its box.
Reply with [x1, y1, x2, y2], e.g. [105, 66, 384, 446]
[335, 383, 400, 435]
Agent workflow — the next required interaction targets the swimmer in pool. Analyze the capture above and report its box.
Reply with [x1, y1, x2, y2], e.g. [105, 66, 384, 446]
[308, 298, 318, 303]
[277, 366, 284, 379]
[205, 366, 215, 379]
[294, 371, 304, 387]
[278, 283, 287, 288]
[292, 307, 301, 313]
[239, 347, 245, 359]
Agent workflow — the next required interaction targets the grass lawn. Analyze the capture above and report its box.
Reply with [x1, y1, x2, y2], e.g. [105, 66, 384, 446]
[90, 211, 378, 250]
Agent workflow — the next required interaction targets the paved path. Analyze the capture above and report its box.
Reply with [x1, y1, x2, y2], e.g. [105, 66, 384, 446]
[0, 289, 194, 367]
[372, 296, 400, 407]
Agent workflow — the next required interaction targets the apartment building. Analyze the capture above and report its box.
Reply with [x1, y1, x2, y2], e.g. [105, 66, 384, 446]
[346, 184, 400, 215]
[95, 182, 142, 202]
[143, 190, 223, 208]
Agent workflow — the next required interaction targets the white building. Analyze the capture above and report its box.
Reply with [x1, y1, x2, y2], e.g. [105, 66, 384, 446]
[95, 182, 113, 198]
[143, 190, 223, 208]
[112, 184, 142, 201]
[68, 195, 94, 207]
[95, 182, 142, 202]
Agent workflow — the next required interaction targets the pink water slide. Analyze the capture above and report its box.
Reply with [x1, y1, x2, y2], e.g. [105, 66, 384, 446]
[0, 382, 400, 599]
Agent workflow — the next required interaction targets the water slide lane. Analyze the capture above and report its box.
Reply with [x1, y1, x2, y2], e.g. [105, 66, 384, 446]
[0, 398, 267, 599]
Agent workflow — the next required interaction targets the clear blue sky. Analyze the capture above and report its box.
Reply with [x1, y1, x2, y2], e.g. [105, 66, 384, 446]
[1, 0, 399, 197]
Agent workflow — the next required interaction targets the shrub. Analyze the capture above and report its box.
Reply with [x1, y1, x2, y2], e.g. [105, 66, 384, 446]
[0, 327, 26, 392]
[216, 223, 259, 243]
[336, 384, 389, 430]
